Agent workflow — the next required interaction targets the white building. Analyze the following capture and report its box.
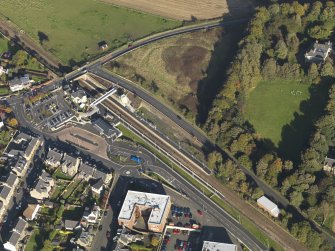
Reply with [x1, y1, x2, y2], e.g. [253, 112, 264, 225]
[257, 196, 280, 217]
[118, 191, 171, 233]
[202, 241, 237, 251]
[8, 75, 34, 92]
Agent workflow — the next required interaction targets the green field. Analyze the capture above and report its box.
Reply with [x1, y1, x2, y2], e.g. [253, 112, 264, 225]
[0, 0, 181, 65]
[245, 80, 310, 145]
[0, 36, 8, 52]
[245, 79, 329, 160]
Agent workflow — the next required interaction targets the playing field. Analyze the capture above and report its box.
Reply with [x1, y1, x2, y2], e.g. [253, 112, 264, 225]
[245, 80, 310, 145]
[245, 79, 329, 160]
[102, 0, 253, 20]
[0, 0, 181, 65]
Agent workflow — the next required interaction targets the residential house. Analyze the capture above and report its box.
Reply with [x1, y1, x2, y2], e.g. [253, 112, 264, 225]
[2, 173, 19, 189]
[4, 217, 27, 251]
[24, 138, 40, 161]
[4, 232, 20, 251]
[23, 204, 41, 221]
[11, 156, 28, 177]
[76, 227, 94, 248]
[77, 163, 94, 180]
[13, 132, 31, 144]
[8, 75, 34, 92]
[7, 150, 24, 158]
[324, 156, 335, 174]
[63, 220, 80, 231]
[91, 179, 104, 196]
[61, 154, 80, 177]
[0, 185, 13, 205]
[305, 41, 332, 63]
[30, 171, 54, 200]
[92, 168, 112, 185]
[82, 205, 101, 225]
[45, 148, 63, 168]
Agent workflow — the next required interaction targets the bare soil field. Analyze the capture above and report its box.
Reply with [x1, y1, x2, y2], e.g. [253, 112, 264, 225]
[101, 0, 253, 20]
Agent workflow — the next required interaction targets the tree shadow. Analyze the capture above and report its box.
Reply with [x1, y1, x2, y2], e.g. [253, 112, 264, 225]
[37, 31, 49, 45]
[278, 80, 332, 163]
[196, 24, 246, 125]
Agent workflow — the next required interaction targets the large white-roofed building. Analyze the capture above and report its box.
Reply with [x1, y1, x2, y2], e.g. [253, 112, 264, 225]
[118, 190, 171, 233]
[257, 195, 280, 217]
[202, 241, 237, 251]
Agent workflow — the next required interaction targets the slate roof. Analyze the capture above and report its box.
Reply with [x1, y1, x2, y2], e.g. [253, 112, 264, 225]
[7, 231, 20, 246]
[14, 217, 27, 234]
[4, 173, 18, 188]
[0, 185, 11, 200]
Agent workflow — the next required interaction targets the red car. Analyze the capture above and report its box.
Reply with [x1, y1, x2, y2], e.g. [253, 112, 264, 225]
[197, 210, 203, 216]
[173, 229, 181, 235]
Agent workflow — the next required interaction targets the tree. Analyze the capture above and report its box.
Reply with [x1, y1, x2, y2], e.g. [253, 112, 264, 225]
[261, 58, 277, 79]
[292, 1, 305, 16]
[308, 25, 331, 40]
[7, 118, 18, 128]
[289, 190, 304, 207]
[151, 236, 160, 247]
[274, 40, 288, 60]
[207, 151, 222, 170]
[321, 61, 334, 77]
[12, 50, 27, 67]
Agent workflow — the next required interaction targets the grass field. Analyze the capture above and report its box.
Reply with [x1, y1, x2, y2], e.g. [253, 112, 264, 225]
[0, 0, 181, 65]
[245, 80, 310, 145]
[245, 79, 329, 160]
[0, 36, 8, 52]
[108, 28, 222, 118]
[102, 0, 253, 20]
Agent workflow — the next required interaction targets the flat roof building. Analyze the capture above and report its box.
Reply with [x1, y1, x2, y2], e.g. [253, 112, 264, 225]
[118, 191, 171, 233]
[257, 196, 280, 217]
[202, 241, 237, 251]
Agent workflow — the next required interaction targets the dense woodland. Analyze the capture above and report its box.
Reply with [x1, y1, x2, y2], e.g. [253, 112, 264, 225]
[205, 2, 335, 250]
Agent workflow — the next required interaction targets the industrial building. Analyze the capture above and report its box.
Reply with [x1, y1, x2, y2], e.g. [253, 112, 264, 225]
[257, 196, 280, 217]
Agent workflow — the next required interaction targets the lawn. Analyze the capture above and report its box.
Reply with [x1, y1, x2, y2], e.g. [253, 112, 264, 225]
[0, 0, 181, 65]
[0, 35, 8, 52]
[52, 168, 72, 181]
[245, 79, 329, 160]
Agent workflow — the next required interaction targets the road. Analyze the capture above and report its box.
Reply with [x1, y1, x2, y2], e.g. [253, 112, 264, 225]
[9, 98, 268, 251]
